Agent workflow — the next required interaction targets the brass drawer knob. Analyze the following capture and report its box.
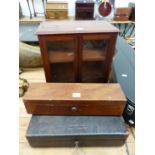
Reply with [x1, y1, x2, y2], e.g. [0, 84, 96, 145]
[71, 106, 77, 112]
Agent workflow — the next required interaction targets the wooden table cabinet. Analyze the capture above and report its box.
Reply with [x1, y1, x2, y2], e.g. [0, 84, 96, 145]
[36, 20, 119, 83]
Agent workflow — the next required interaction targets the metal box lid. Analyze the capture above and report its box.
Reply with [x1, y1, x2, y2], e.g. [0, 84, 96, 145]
[26, 116, 128, 138]
[26, 116, 128, 147]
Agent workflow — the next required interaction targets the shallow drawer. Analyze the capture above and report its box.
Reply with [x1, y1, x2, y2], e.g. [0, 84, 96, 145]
[46, 3, 68, 10]
[46, 11, 68, 19]
[76, 3, 94, 8]
[24, 100, 125, 115]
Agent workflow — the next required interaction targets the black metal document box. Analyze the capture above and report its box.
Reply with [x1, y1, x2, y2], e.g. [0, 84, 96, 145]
[26, 116, 128, 147]
[112, 37, 135, 126]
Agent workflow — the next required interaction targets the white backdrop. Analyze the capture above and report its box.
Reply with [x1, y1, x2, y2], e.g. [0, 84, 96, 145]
[19, 0, 135, 17]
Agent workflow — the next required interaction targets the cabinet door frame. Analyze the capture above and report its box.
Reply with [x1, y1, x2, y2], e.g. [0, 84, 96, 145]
[78, 33, 118, 82]
[38, 34, 78, 82]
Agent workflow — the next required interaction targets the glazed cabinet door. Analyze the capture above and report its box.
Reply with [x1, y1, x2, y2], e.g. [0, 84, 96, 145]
[38, 35, 78, 82]
[79, 33, 117, 82]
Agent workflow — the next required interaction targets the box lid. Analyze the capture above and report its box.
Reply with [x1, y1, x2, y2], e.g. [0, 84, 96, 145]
[23, 83, 126, 102]
[36, 20, 119, 35]
[26, 116, 128, 138]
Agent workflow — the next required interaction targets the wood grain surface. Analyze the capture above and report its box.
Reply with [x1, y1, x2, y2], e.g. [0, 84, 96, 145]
[23, 83, 125, 101]
[36, 20, 119, 35]
[23, 83, 126, 115]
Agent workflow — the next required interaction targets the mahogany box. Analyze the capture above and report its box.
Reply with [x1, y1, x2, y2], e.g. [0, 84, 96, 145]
[75, 0, 94, 20]
[114, 7, 132, 21]
[26, 115, 128, 147]
[23, 83, 126, 115]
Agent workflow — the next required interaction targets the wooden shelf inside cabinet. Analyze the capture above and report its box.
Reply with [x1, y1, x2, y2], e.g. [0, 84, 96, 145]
[83, 49, 106, 61]
[48, 49, 106, 63]
[48, 50, 74, 63]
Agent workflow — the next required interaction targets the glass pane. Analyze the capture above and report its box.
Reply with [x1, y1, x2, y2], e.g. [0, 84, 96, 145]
[47, 40, 74, 82]
[82, 40, 108, 82]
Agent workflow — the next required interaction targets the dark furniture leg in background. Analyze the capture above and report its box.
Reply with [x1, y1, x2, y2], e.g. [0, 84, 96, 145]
[26, 0, 32, 19]
[31, 0, 36, 17]
[129, 24, 135, 37]
[42, 0, 46, 17]
[121, 23, 128, 37]
[19, 2, 24, 19]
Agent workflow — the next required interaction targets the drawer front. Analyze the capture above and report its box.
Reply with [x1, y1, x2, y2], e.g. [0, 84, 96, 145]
[57, 11, 68, 19]
[27, 137, 125, 147]
[76, 3, 94, 8]
[46, 11, 68, 19]
[76, 6, 94, 10]
[46, 3, 68, 10]
[46, 11, 55, 19]
[76, 10, 94, 19]
[114, 16, 129, 21]
[24, 101, 125, 115]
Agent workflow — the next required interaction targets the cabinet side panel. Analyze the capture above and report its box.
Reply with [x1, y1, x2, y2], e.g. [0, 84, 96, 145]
[103, 33, 118, 82]
[38, 35, 52, 82]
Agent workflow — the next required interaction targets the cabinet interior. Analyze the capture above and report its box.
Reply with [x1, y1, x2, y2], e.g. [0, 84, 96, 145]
[46, 39, 108, 82]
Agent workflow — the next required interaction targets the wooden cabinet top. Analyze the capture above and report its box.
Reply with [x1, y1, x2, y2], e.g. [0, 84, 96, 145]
[36, 20, 119, 35]
[76, 0, 94, 4]
[23, 83, 126, 102]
